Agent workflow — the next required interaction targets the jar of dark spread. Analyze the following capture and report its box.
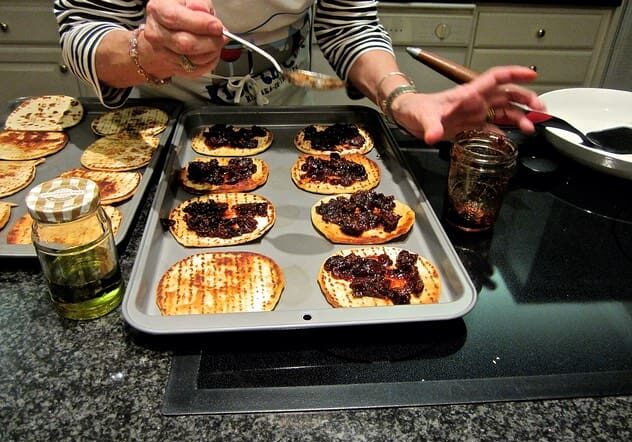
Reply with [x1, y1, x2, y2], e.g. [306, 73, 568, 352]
[26, 177, 124, 320]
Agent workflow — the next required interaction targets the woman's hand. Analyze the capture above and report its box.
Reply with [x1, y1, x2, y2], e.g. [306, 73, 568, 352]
[390, 66, 546, 145]
[140, 0, 226, 78]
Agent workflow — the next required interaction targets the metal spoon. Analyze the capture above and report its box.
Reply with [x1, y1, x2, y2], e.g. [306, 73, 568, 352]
[222, 29, 345, 90]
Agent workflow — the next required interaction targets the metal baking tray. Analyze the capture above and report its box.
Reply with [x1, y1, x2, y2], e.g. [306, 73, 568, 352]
[123, 105, 476, 334]
[0, 97, 183, 258]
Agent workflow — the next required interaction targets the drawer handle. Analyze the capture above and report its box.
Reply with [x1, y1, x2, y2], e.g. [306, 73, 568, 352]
[529, 65, 538, 72]
[536, 28, 546, 38]
[434, 23, 451, 40]
[1, 23, 8, 32]
[59, 64, 69, 73]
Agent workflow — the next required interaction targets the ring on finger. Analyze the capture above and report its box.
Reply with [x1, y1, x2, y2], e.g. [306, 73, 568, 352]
[485, 107, 496, 123]
[180, 54, 196, 73]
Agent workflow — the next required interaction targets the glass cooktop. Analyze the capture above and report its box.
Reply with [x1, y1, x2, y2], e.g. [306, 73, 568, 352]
[161, 131, 632, 415]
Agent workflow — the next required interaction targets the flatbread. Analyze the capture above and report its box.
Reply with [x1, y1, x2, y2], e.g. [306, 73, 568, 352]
[4, 95, 83, 131]
[168, 193, 275, 247]
[191, 124, 273, 156]
[90, 106, 168, 136]
[318, 246, 441, 308]
[294, 123, 373, 155]
[6, 205, 121, 245]
[291, 153, 380, 194]
[156, 251, 285, 315]
[80, 134, 159, 171]
[311, 191, 415, 244]
[179, 157, 269, 194]
[0, 130, 68, 160]
[0, 202, 16, 231]
[58, 168, 141, 204]
[0, 159, 43, 198]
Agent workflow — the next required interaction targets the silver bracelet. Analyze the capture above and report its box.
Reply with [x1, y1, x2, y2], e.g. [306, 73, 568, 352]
[381, 84, 418, 123]
[129, 25, 171, 86]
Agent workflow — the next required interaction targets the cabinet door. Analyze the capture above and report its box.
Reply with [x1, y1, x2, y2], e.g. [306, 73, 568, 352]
[0, 62, 81, 104]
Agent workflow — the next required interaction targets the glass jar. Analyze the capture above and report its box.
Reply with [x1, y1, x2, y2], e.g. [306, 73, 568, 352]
[443, 130, 518, 232]
[26, 177, 124, 320]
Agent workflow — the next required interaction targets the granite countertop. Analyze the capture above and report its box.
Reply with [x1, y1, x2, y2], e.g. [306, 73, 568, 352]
[1, 169, 630, 441]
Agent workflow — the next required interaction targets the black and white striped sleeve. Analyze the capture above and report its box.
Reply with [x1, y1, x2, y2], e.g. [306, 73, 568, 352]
[53, 0, 146, 108]
[314, 0, 393, 80]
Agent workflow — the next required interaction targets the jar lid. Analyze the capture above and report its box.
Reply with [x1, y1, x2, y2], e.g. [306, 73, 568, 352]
[26, 177, 100, 223]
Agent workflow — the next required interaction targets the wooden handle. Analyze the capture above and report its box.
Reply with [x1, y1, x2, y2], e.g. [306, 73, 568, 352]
[406, 47, 478, 84]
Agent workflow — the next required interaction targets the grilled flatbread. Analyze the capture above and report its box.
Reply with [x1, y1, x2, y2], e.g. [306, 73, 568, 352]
[0, 202, 16, 231]
[291, 153, 380, 194]
[80, 134, 159, 171]
[0, 159, 43, 198]
[90, 106, 168, 136]
[191, 124, 273, 156]
[168, 193, 275, 247]
[294, 123, 373, 155]
[311, 191, 415, 244]
[58, 168, 141, 204]
[318, 246, 441, 308]
[4, 95, 83, 131]
[0, 130, 68, 160]
[179, 157, 269, 194]
[6, 205, 122, 245]
[156, 251, 285, 315]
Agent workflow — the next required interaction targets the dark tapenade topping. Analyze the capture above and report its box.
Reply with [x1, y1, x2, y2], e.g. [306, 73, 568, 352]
[187, 158, 257, 185]
[303, 123, 365, 151]
[316, 190, 400, 236]
[323, 250, 424, 304]
[300, 152, 367, 186]
[203, 124, 267, 149]
[182, 199, 267, 239]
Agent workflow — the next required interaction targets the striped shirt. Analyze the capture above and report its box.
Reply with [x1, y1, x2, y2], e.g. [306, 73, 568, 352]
[53, 0, 393, 107]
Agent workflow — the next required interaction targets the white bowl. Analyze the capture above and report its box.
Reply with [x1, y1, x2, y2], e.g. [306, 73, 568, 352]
[538, 88, 632, 180]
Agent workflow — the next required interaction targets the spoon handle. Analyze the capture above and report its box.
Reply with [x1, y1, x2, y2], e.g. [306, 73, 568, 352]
[222, 29, 283, 73]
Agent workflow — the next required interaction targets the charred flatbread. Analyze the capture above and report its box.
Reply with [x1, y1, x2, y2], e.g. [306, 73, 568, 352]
[291, 153, 380, 194]
[191, 124, 273, 156]
[0, 130, 68, 160]
[167, 193, 275, 247]
[4, 95, 83, 131]
[80, 134, 159, 171]
[311, 191, 415, 244]
[318, 246, 441, 308]
[294, 123, 373, 155]
[179, 157, 269, 194]
[90, 106, 168, 136]
[156, 251, 285, 315]
[0, 159, 43, 198]
[6, 205, 122, 245]
[58, 168, 141, 204]
[0, 202, 16, 231]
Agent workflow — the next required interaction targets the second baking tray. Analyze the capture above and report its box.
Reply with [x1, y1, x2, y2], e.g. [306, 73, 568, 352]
[123, 105, 476, 334]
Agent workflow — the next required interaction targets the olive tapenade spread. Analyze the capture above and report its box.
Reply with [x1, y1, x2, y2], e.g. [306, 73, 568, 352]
[323, 250, 424, 304]
[187, 158, 257, 185]
[179, 200, 268, 239]
[303, 123, 365, 151]
[316, 190, 401, 236]
[300, 153, 367, 186]
[203, 124, 267, 149]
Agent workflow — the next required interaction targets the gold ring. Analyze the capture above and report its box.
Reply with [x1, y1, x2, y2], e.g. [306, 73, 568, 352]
[180, 55, 196, 73]
[486, 107, 496, 123]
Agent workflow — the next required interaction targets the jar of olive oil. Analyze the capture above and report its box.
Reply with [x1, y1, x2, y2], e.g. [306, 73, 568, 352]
[26, 177, 124, 320]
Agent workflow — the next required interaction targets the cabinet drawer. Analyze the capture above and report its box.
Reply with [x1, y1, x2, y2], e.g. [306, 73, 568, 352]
[380, 13, 474, 46]
[474, 11, 604, 49]
[0, 3, 61, 44]
[470, 49, 592, 84]
[0, 63, 80, 104]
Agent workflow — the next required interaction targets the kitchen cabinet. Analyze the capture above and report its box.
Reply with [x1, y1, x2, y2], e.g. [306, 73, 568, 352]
[0, 0, 84, 104]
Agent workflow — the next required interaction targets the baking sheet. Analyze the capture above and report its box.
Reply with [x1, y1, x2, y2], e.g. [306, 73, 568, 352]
[123, 105, 476, 334]
[0, 97, 183, 258]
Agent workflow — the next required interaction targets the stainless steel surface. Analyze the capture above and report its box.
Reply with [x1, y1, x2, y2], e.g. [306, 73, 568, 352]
[0, 98, 182, 258]
[122, 105, 477, 334]
[223, 29, 345, 90]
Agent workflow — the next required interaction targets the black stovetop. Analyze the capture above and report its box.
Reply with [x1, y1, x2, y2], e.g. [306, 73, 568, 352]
[161, 130, 632, 415]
